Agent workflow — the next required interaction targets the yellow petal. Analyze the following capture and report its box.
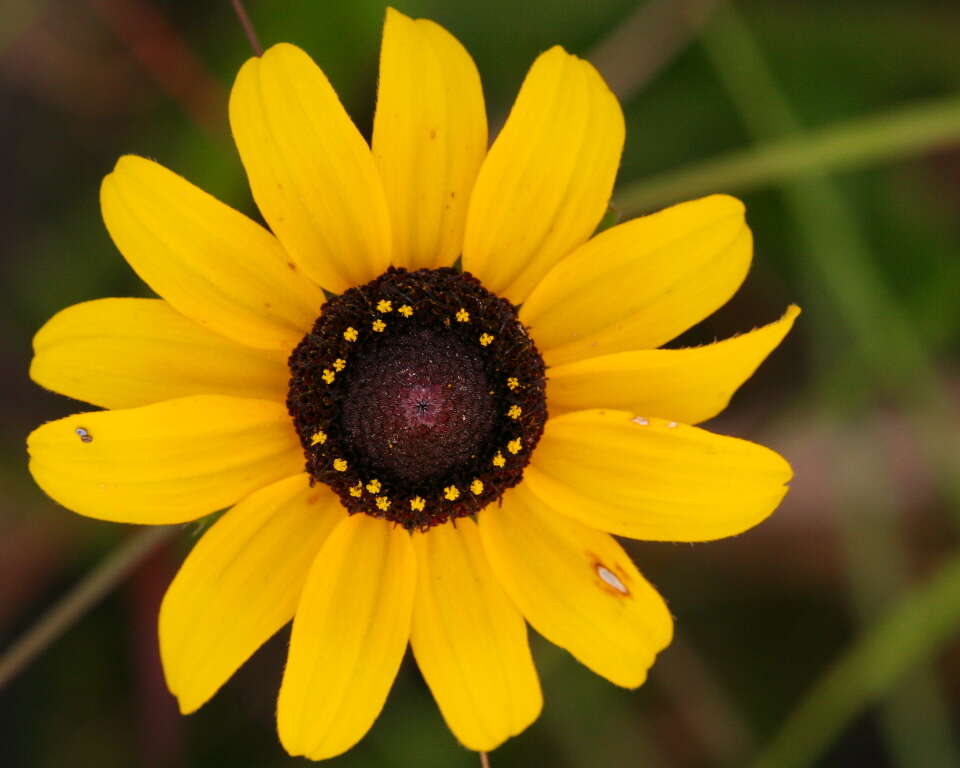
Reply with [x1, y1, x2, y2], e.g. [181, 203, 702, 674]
[100, 155, 323, 352]
[31, 298, 289, 410]
[229, 43, 392, 293]
[525, 409, 792, 542]
[160, 475, 344, 714]
[520, 195, 752, 366]
[463, 46, 624, 304]
[277, 515, 416, 760]
[27, 396, 302, 524]
[479, 482, 672, 688]
[547, 305, 800, 422]
[411, 519, 541, 751]
[372, 8, 487, 270]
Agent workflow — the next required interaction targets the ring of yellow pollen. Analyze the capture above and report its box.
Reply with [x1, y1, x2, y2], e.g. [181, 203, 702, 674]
[286, 267, 547, 530]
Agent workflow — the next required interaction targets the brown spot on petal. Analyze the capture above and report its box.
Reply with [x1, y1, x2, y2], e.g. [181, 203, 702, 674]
[587, 552, 631, 597]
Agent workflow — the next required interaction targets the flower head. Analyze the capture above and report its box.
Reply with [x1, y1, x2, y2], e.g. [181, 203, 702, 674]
[26, 7, 797, 761]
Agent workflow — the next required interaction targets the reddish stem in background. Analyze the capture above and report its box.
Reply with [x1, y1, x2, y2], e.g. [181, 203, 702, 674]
[229, 0, 263, 56]
[92, 0, 226, 137]
[126, 538, 184, 768]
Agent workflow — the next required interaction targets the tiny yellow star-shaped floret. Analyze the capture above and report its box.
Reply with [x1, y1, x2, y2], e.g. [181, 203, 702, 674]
[333, 358, 346, 371]
[507, 405, 522, 419]
[343, 326, 359, 342]
[455, 308, 470, 323]
[410, 496, 426, 511]
[398, 304, 413, 317]
[372, 319, 386, 332]
[479, 333, 494, 346]
[470, 479, 484, 495]
[507, 377, 520, 391]
[333, 458, 348, 471]
[443, 485, 460, 501]
[377, 299, 393, 313]
[507, 438, 522, 455]
[322, 369, 336, 384]
[310, 430, 327, 446]
[375, 496, 391, 511]
[365, 479, 382, 494]
[349, 482, 363, 497]
[492, 452, 506, 467]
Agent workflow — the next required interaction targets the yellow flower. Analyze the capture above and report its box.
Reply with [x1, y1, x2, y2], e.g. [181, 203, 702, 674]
[25, 7, 798, 763]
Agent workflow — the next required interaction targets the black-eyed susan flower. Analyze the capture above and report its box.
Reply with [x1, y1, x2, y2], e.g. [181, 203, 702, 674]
[26, 8, 798, 761]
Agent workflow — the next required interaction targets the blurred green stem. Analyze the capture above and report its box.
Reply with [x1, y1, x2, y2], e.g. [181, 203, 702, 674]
[536, 640, 663, 766]
[655, 633, 756, 764]
[229, 0, 263, 56]
[588, 0, 723, 103]
[0, 526, 175, 690]
[751, 549, 960, 768]
[834, 437, 959, 768]
[698, 6, 960, 767]
[615, 93, 960, 214]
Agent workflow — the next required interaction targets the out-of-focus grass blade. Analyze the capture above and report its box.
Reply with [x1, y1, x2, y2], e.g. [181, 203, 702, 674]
[752, 551, 960, 768]
[0, 0, 38, 52]
[696, 6, 960, 768]
[616, 93, 960, 215]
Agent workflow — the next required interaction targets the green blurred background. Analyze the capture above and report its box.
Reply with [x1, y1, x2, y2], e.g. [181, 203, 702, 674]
[3, 1, 959, 766]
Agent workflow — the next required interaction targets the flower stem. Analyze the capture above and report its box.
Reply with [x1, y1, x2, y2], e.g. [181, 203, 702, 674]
[229, 0, 263, 56]
[698, 5, 960, 767]
[588, 0, 723, 103]
[751, 551, 960, 768]
[615, 93, 960, 214]
[0, 526, 176, 690]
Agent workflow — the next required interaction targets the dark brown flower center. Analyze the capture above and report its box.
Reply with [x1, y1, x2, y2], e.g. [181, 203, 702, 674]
[287, 267, 547, 530]
[340, 327, 497, 482]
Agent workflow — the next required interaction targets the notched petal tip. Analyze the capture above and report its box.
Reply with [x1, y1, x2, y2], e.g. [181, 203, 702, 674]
[653, 194, 747, 238]
[480, 486, 674, 688]
[384, 5, 406, 23]
[541, 43, 570, 58]
[527, 409, 794, 542]
[539, 44, 623, 105]
[233, 43, 311, 83]
[464, 39, 624, 303]
[100, 150, 324, 350]
[261, 41, 310, 62]
[374, 2, 487, 271]
[277, 516, 415, 761]
[109, 152, 142, 175]
[698, 192, 746, 217]
[521, 191, 756, 363]
[230, 35, 393, 293]
[105, 154, 172, 191]
[173, 691, 201, 716]
[27, 396, 301, 525]
[160, 476, 340, 719]
[545, 300, 802, 423]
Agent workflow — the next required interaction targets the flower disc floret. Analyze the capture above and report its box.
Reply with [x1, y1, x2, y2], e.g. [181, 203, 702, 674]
[287, 267, 547, 529]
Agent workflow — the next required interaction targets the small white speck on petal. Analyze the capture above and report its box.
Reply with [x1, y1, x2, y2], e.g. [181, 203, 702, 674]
[597, 565, 629, 595]
[667, 421, 678, 428]
[631, 416, 649, 426]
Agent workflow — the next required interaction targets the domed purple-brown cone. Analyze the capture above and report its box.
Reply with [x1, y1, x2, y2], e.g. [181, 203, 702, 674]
[287, 267, 547, 530]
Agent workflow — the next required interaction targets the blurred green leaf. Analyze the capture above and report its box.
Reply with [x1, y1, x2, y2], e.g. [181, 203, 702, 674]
[753, 550, 960, 768]
[616, 93, 960, 214]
